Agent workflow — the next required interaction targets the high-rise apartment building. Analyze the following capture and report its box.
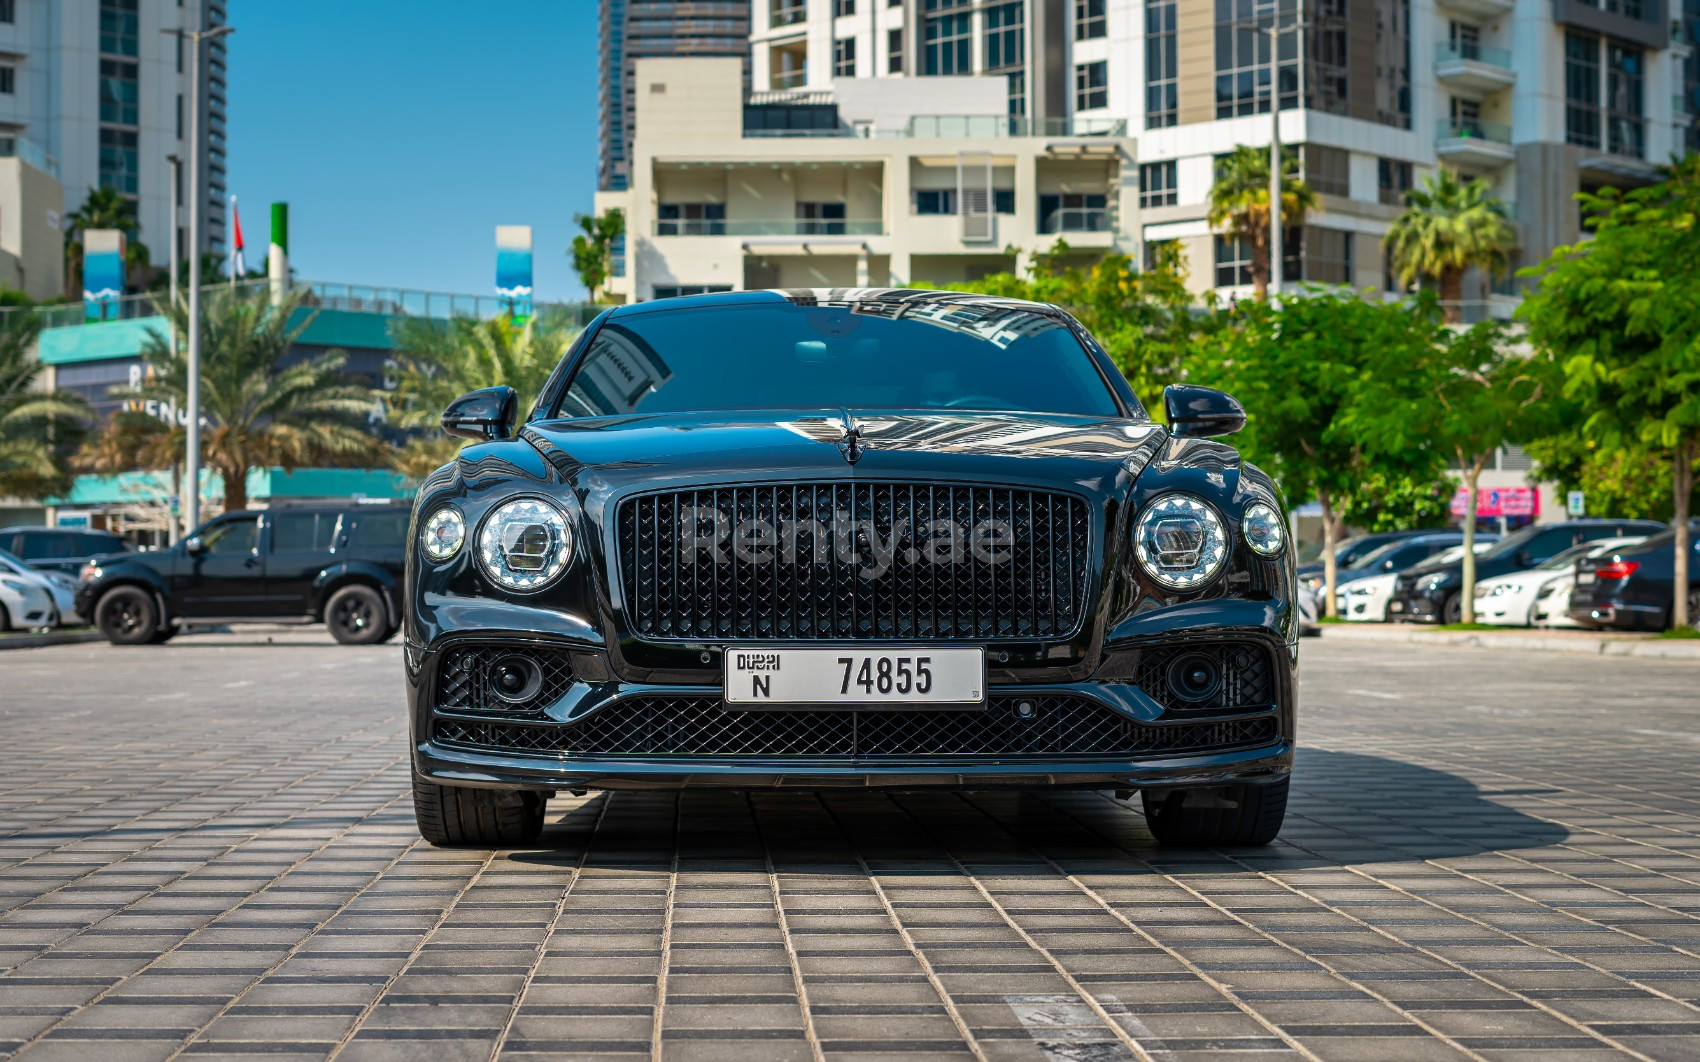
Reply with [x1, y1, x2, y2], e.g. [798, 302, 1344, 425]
[0, 0, 229, 281]
[599, 0, 754, 193]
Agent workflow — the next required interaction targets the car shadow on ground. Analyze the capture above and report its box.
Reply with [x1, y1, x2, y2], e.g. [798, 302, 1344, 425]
[508, 747, 1571, 873]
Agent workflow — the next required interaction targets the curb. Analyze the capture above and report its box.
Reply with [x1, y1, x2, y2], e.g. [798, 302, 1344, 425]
[0, 629, 104, 651]
[1318, 624, 1700, 660]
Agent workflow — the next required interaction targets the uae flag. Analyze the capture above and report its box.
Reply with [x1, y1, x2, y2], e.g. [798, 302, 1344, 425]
[230, 196, 245, 278]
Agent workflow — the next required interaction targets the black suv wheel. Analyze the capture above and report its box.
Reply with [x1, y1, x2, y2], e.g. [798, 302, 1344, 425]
[95, 586, 160, 645]
[325, 584, 388, 645]
[412, 769, 545, 847]
[1141, 777, 1288, 847]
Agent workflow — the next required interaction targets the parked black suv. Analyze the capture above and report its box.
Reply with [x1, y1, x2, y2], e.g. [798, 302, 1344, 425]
[1569, 520, 1700, 631]
[0, 526, 134, 575]
[75, 503, 409, 646]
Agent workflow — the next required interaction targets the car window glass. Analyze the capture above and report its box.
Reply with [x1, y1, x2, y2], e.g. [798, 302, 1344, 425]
[352, 512, 407, 549]
[19, 532, 76, 560]
[92, 533, 130, 553]
[271, 513, 334, 552]
[202, 518, 259, 555]
[1538, 542, 1598, 571]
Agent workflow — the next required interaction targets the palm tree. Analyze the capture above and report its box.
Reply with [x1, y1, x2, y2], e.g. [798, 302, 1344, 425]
[65, 187, 152, 298]
[0, 309, 89, 500]
[569, 209, 626, 302]
[386, 311, 579, 477]
[1207, 145, 1319, 300]
[113, 287, 382, 512]
[1384, 169, 1518, 323]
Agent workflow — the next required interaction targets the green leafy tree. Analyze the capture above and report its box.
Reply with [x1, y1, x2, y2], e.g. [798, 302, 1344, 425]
[1520, 156, 1700, 628]
[0, 309, 89, 499]
[570, 209, 626, 303]
[387, 311, 580, 479]
[65, 187, 153, 298]
[1189, 292, 1447, 614]
[1523, 434, 1692, 521]
[1357, 321, 1556, 622]
[1384, 170, 1517, 323]
[950, 242, 1208, 400]
[1335, 470, 1454, 534]
[1207, 145, 1318, 301]
[102, 288, 381, 513]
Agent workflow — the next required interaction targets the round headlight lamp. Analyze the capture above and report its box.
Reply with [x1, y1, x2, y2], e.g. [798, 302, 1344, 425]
[1242, 502, 1286, 557]
[421, 507, 465, 561]
[1134, 494, 1228, 590]
[477, 498, 574, 592]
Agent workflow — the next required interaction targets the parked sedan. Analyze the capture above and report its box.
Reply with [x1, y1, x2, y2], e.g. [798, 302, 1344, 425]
[0, 548, 78, 625]
[1533, 574, 1582, 628]
[1390, 519, 1665, 623]
[0, 563, 56, 631]
[1569, 521, 1700, 631]
[1474, 537, 1646, 627]
[1340, 542, 1491, 622]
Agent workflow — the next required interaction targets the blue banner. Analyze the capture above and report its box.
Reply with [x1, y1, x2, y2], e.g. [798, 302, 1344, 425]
[82, 229, 126, 321]
[495, 225, 533, 320]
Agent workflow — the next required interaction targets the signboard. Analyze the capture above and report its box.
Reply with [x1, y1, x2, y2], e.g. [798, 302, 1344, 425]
[1450, 486, 1539, 519]
[82, 229, 126, 321]
[495, 224, 534, 321]
[1567, 490, 1586, 516]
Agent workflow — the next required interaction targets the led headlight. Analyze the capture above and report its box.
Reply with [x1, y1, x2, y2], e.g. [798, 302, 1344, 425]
[1134, 494, 1228, 590]
[1242, 502, 1286, 556]
[477, 498, 573, 591]
[421, 507, 465, 561]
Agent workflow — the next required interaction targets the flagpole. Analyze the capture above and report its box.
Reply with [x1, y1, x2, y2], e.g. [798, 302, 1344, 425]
[228, 194, 237, 290]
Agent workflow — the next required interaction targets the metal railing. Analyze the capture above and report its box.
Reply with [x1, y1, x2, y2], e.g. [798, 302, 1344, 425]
[899, 114, 1128, 139]
[0, 135, 61, 179]
[1436, 42, 1513, 68]
[770, 3, 806, 27]
[654, 218, 884, 237]
[1039, 208, 1110, 234]
[1435, 118, 1513, 144]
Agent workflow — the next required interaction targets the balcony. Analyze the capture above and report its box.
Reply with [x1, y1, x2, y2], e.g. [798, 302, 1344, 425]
[1435, 119, 1515, 167]
[1434, 43, 1516, 92]
[654, 218, 884, 237]
[899, 115, 1128, 139]
[770, 2, 806, 28]
[1038, 209, 1110, 235]
[1437, 0, 1513, 16]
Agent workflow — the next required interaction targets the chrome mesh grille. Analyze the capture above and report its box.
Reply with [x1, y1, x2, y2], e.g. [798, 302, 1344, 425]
[435, 646, 575, 715]
[432, 695, 1277, 759]
[617, 483, 1092, 641]
[1133, 642, 1277, 714]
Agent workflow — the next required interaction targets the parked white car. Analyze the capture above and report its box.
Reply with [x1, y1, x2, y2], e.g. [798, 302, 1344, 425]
[1533, 573, 1581, 628]
[1338, 542, 1494, 622]
[0, 566, 57, 631]
[1474, 537, 1647, 628]
[0, 548, 78, 626]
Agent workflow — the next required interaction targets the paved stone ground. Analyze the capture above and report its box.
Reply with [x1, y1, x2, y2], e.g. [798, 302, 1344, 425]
[3, 632, 1700, 1061]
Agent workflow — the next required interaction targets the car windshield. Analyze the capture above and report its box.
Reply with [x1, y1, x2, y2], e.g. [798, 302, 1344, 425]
[1351, 538, 1438, 570]
[1539, 541, 1614, 571]
[1480, 524, 1544, 560]
[0, 548, 28, 575]
[556, 301, 1124, 418]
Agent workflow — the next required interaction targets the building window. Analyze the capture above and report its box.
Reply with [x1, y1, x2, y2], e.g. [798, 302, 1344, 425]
[1139, 160, 1177, 208]
[834, 0, 856, 14]
[1374, 0, 1412, 129]
[1606, 42, 1644, 158]
[1449, 96, 1482, 136]
[1448, 20, 1480, 57]
[1039, 193, 1108, 233]
[916, 189, 958, 214]
[1144, 239, 1177, 271]
[1377, 158, 1412, 206]
[1215, 0, 1298, 118]
[652, 285, 733, 299]
[797, 201, 848, 234]
[1006, 70, 1027, 116]
[1075, 61, 1108, 111]
[994, 189, 1015, 213]
[0, 0, 13, 24]
[1145, 0, 1177, 128]
[1076, 0, 1107, 39]
[1302, 144, 1349, 197]
[923, 12, 972, 75]
[1314, 0, 1348, 114]
[99, 0, 139, 57]
[0, 67, 12, 95]
[657, 202, 726, 236]
[98, 128, 139, 195]
[985, 2, 1025, 71]
[888, 28, 904, 73]
[1214, 234, 1254, 287]
[99, 60, 139, 126]
[1565, 32, 1601, 148]
[176, 94, 183, 139]
[1302, 227, 1353, 284]
[834, 36, 857, 77]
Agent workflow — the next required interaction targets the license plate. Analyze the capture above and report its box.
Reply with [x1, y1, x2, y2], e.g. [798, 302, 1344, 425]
[724, 647, 985, 707]
[1576, 573, 1595, 586]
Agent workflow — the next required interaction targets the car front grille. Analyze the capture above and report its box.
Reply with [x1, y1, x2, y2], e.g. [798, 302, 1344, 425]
[432, 695, 1278, 760]
[617, 483, 1092, 642]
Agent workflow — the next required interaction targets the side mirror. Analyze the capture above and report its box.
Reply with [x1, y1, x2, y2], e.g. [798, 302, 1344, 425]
[1163, 384, 1247, 439]
[183, 536, 204, 555]
[442, 386, 519, 441]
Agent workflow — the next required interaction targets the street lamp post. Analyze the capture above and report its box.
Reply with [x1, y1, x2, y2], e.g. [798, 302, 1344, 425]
[166, 152, 181, 543]
[1260, 15, 1306, 299]
[164, 23, 234, 539]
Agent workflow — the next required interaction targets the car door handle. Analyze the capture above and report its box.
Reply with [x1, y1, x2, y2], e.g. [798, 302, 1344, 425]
[244, 556, 261, 568]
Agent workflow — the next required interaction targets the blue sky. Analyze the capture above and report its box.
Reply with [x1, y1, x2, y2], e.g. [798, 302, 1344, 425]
[226, 2, 599, 301]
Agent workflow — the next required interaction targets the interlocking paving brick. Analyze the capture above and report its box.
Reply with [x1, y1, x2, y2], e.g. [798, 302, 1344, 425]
[6, 633, 1700, 1059]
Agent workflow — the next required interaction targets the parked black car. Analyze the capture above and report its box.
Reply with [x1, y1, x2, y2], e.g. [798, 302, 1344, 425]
[0, 526, 133, 576]
[75, 503, 409, 646]
[1569, 521, 1700, 631]
[406, 289, 1299, 849]
[1389, 518, 1665, 623]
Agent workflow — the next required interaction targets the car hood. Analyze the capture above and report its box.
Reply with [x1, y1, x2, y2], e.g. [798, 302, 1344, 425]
[518, 409, 1169, 495]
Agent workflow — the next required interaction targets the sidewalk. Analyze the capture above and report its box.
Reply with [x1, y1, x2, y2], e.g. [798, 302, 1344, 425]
[0, 628, 103, 651]
[1320, 622, 1700, 659]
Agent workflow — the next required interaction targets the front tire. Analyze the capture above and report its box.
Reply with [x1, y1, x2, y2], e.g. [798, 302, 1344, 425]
[1442, 592, 1463, 624]
[325, 584, 387, 645]
[1142, 777, 1288, 847]
[95, 587, 160, 645]
[412, 770, 545, 847]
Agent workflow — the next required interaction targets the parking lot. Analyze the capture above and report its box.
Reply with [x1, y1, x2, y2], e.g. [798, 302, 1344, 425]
[4, 634, 1700, 1061]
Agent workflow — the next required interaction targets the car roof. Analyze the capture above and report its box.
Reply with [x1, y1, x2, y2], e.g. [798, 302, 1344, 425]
[606, 287, 1059, 320]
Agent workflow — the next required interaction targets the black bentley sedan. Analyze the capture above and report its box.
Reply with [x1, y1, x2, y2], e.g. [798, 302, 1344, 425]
[1569, 520, 1700, 631]
[405, 289, 1297, 848]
